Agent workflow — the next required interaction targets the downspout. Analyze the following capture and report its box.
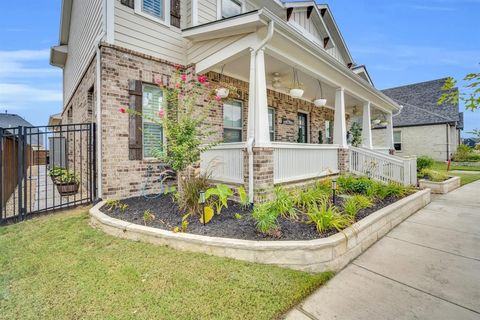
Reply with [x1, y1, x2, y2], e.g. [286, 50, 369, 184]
[247, 21, 274, 204]
[95, 43, 103, 198]
[393, 105, 403, 117]
[446, 124, 450, 161]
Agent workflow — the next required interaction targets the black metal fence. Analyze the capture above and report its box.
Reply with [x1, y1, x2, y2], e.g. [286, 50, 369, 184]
[0, 123, 96, 224]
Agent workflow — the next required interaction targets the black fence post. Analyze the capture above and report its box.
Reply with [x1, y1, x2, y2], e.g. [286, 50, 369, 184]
[23, 126, 28, 219]
[0, 128, 3, 223]
[92, 123, 98, 201]
[17, 126, 23, 220]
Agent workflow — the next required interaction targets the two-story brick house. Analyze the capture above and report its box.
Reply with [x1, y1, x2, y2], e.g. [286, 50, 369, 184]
[50, 0, 411, 202]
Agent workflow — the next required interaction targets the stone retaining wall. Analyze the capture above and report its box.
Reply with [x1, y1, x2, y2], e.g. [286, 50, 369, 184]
[90, 189, 431, 273]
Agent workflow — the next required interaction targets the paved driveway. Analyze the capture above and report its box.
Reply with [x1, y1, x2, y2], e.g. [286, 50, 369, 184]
[286, 181, 480, 320]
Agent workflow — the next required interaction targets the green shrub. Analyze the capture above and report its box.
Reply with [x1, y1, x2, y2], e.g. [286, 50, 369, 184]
[306, 201, 352, 233]
[375, 182, 410, 199]
[338, 175, 375, 195]
[452, 144, 473, 162]
[205, 184, 234, 215]
[272, 186, 297, 220]
[252, 202, 280, 235]
[420, 169, 449, 182]
[343, 195, 373, 217]
[293, 186, 329, 212]
[416, 156, 434, 172]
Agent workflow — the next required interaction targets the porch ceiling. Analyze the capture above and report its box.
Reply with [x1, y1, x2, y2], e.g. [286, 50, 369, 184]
[212, 53, 364, 112]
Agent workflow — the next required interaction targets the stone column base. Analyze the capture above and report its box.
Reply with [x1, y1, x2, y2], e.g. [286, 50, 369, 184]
[338, 148, 349, 173]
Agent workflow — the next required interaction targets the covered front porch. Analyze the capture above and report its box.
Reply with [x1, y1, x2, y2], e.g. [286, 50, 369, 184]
[184, 10, 410, 201]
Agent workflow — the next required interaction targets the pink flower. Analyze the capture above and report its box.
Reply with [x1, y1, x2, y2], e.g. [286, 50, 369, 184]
[197, 75, 207, 83]
[181, 74, 187, 82]
[214, 95, 222, 101]
[174, 64, 183, 70]
[158, 110, 165, 118]
[176, 83, 181, 88]
[154, 78, 163, 86]
[118, 107, 126, 113]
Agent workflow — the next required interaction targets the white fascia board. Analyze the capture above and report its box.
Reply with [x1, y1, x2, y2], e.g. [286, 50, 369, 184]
[353, 66, 374, 86]
[182, 11, 266, 41]
[59, 0, 73, 45]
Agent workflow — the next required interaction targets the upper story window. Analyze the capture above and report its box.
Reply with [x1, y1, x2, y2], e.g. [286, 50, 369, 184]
[220, 0, 243, 19]
[134, 0, 170, 26]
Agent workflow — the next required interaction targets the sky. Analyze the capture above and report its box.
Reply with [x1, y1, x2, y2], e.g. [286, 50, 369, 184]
[0, 0, 478, 137]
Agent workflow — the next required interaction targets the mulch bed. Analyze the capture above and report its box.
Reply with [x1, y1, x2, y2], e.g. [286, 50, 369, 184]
[102, 193, 404, 241]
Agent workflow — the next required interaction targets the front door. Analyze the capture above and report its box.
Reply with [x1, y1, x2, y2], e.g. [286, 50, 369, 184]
[297, 112, 308, 143]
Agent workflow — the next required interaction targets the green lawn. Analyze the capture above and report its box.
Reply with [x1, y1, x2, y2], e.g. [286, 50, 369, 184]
[431, 161, 480, 172]
[0, 209, 332, 320]
[431, 162, 480, 186]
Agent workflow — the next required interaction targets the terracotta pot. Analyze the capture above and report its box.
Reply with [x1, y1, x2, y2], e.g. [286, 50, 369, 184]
[56, 182, 79, 196]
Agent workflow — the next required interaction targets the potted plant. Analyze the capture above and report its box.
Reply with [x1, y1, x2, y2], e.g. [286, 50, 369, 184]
[56, 170, 80, 196]
[48, 167, 67, 184]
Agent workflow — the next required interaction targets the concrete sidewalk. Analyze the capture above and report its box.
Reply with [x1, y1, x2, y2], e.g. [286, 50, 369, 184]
[285, 181, 480, 320]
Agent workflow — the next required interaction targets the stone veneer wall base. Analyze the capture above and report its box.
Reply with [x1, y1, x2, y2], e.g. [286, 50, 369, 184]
[419, 176, 461, 194]
[90, 189, 431, 273]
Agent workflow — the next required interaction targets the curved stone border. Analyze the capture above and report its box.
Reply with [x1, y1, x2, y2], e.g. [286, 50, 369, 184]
[90, 189, 431, 273]
[419, 176, 460, 194]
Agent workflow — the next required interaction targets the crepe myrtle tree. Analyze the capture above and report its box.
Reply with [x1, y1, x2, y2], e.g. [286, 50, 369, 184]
[439, 72, 480, 138]
[119, 66, 235, 176]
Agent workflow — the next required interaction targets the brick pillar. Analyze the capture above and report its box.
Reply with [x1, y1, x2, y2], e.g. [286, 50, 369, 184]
[338, 148, 350, 173]
[250, 147, 274, 202]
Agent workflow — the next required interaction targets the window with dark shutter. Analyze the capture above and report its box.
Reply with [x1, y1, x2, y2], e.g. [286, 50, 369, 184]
[121, 0, 135, 9]
[170, 0, 181, 28]
[128, 80, 143, 160]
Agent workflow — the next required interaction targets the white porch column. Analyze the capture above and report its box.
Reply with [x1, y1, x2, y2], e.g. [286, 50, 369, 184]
[333, 87, 347, 148]
[386, 112, 394, 149]
[247, 49, 256, 140]
[362, 101, 372, 149]
[254, 48, 271, 146]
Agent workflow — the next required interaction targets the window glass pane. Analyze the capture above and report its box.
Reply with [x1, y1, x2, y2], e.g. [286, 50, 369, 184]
[223, 101, 242, 129]
[325, 120, 331, 139]
[298, 113, 307, 143]
[268, 107, 275, 141]
[224, 129, 241, 143]
[143, 0, 164, 19]
[222, 0, 242, 18]
[393, 131, 401, 143]
[143, 84, 163, 157]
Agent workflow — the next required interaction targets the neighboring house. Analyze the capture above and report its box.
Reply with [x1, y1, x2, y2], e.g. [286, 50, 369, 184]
[0, 113, 44, 149]
[50, 0, 410, 201]
[372, 78, 463, 161]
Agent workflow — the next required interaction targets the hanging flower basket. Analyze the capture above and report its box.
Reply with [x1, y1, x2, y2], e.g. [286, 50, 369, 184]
[215, 87, 230, 98]
[313, 98, 327, 107]
[372, 119, 381, 125]
[290, 88, 304, 98]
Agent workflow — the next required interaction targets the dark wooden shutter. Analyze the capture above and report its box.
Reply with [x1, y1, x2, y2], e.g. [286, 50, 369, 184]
[170, 0, 181, 28]
[128, 80, 143, 160]
[121, 0, 135, 9]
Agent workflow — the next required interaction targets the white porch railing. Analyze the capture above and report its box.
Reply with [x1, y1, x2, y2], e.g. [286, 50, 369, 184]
[200, 143, 244, 184]
[273, 143, 339, 184]
[349, 146, 417, 186]
[372, 147, 390, 154]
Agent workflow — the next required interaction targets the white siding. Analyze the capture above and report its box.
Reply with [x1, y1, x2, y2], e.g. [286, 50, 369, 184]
[326, 46, 346, 65]
[114, 0, 187, 64]
[291, 11, 322, 40]
[63, 0, 104, 105]
[198, 0, 217, 24]
[183, 0, 192, 28]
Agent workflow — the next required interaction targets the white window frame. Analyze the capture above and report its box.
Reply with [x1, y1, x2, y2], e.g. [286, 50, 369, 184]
[142, 84, 165, 159]
[223, 100, 243, 143]
[217, 0, 246, 20]
[297, 110, 309, 144]
[393, 130, 402, 152]
[135, 0, 170, 27]
[268, 107, 275, 141]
